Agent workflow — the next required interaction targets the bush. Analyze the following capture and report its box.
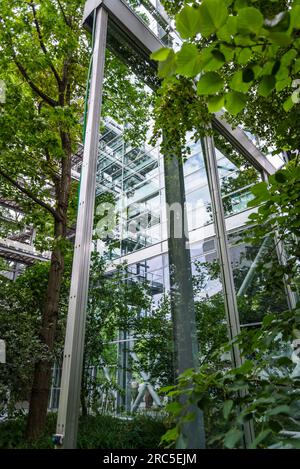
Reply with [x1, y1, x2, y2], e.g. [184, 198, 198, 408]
[0, 413, 167, 449]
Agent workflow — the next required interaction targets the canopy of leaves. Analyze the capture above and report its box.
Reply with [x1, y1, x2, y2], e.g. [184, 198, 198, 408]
[152, 0, 300, 154]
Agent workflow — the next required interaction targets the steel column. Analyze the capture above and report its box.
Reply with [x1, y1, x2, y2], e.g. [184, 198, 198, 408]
[202, 136, 255, 447]
[56, 6, 108, 449]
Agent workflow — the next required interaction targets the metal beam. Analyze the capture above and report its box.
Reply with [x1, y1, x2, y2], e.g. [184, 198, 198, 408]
[0, 238, 50, 264]
[83, 1, 276, 175]
[56, 6, 108, 449]
[83, 0, 162, 54]
[202, 136, 255, 448]
[212, 114, 276, 176]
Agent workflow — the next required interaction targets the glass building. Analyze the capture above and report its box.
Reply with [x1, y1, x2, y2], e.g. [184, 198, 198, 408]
[53, 0, 296, 448]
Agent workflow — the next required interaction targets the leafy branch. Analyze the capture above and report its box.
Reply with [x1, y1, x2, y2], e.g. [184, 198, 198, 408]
[29, 2, 62, 87]
[0, 168, 60, 221]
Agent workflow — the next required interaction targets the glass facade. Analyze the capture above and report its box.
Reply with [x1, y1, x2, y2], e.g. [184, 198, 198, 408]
[88, 118, 288, 328]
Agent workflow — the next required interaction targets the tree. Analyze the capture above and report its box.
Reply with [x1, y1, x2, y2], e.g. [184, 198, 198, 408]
[0, 0, 151, 439]
[0, 260, 71, 418]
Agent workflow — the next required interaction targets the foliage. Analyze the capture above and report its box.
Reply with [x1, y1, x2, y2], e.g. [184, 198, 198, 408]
[0, 0, 152, 438]
[81, 252, 152, 413]
[0, 260, 71, 417]
[132, 296, 174, 387]
[0, 413, 167, 449]
[152, 0, 300, 154]
[161, 308, 300, 449]
[160, 151, 300, 450]
[245, 160, 300, 295]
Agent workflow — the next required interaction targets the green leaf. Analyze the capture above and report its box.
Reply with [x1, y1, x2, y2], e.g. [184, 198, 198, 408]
[225, 91, 247, 115]
[229, 71, 252, 92]
[227, 16, 238, 35]
[237, 7, 264, 35]
[281, 49, 297, 67]
[223, 400, 234, 420]
[293, 328, 300, 339]
[162, 427, 179, 443]
[224, 428, 243, 448]
[234, 0, 249, 10]
[220, 44, 234, 61]
[176, 43, 202, 77]
[199, 47, 225, 71]
[197, 72, 224, 95]
[283, 95, 295, 112]
[249, 430, 272, 449]
[276, 65, 289, 81]
[207, 94, 225, 112]
[275, 356, 292, 366]
[197, 0, 229, 38]
[237, 48, 252, 65]
[269, 32, 292, 46]
[258, 76, 275, 97]
[237, 359, 253, 374]
[158, 50, 177, 78]
[294, 58, 300, 73]
[160, 385, 176, 393]
[151, 47, 172, 62]
[251, 181, 269, 197]
[267, 405, 291, 416]
[175, 6, 203, 39]
[275, 170, 287, 183]
[166, 401, 183, 415]
[291, 5, 300, 29]
[217, 15, 238, 41]
[242, 67, 255, 83]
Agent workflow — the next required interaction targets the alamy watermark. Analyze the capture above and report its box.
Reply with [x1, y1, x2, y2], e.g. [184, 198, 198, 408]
[94, 195, 210, 248]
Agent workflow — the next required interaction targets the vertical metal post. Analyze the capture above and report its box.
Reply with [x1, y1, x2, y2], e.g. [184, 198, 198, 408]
[202, 136, 255, 447]
[56, 6, 108, 449]
[202, 136, 242, 365]
[163, 142, 205, 449]
[116, 331, 131, 412]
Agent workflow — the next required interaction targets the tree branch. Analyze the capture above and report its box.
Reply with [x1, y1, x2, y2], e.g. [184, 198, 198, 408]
[57, 0, 72, 27]
[13, 57, 59, 107]
[0, 168, 61, 222]
[30, 2, 62, 86]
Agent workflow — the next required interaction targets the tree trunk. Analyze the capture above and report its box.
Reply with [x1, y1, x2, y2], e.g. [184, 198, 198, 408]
[26, 128, 72, 440]
[26, 229, 65, 440]
[163, 140, 206, 449]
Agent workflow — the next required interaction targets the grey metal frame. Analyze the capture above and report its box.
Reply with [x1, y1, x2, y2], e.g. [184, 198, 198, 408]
[56, 7, 108, 449]
[202, 136, 255, 447]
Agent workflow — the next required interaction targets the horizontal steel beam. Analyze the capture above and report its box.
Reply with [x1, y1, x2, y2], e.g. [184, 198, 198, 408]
[212, 115, 276, 176]
[83, 0, 163, 57]
[0, 238, 50, 264]
[83, 0, 163, 88]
